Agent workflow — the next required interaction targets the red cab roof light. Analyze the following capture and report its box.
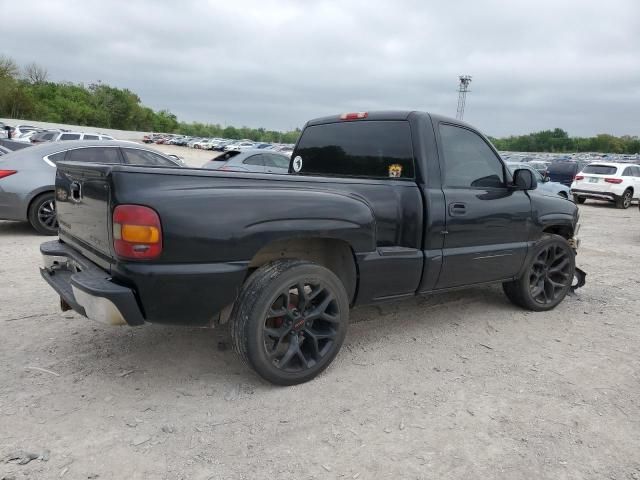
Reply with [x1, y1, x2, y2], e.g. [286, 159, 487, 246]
[340, 112, 368, 121]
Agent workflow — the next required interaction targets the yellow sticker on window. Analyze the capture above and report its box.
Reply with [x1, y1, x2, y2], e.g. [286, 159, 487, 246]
[388, 164, 402, 178]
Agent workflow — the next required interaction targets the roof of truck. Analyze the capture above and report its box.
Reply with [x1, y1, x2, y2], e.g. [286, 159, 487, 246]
[305, 110, 473, 129]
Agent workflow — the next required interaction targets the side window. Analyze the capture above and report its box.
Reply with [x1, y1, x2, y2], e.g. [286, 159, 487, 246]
[66, 147, 122, 163]
[83, 134, 99, 140]
[122, 148, 176, 166]
[622, 167, 632, 176]
[633, 166, 640, 177]
[439, 124, 505, 188]
[42, 133, 56, 141]
[264, 154, 290, 169]
[59, 133, 81, 140]
[45, 151, 68, 164]
[243, 154, 264, 166]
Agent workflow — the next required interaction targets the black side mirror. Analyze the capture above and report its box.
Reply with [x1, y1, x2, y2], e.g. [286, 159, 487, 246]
[512, 168, 537, 190]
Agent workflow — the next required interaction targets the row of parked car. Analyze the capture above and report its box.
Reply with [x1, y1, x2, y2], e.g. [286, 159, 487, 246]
[502, 153, 640, 209]
[142, 133, 295, 156]
[1, 123, 115, 143]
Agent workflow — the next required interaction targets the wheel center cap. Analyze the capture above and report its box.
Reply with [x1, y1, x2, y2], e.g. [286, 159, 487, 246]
[293, 318, 305, 331]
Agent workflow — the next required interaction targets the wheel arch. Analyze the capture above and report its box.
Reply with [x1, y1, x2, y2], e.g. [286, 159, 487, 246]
[246, 237, 359, 305]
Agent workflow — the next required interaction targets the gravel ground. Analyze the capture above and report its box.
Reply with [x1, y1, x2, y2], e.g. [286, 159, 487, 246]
[0, 202, 639, 480]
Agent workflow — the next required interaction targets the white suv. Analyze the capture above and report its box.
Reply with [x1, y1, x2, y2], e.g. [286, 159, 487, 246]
[571, 162, 640, 209]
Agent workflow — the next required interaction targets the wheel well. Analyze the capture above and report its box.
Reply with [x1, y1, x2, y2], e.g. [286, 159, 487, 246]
[543, 225, 573, 240]
[247, 238, 358, 303]
[558, 191, 568, 198]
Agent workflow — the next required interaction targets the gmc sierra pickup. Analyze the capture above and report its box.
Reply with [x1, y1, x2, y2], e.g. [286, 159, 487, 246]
[41, 111, 582, 385]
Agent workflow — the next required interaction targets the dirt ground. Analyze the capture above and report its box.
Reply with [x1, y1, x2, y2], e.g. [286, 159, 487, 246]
[0, 202, 639, 480]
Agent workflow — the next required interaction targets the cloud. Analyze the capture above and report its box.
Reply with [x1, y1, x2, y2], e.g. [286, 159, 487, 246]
[4, 0, 640, 136]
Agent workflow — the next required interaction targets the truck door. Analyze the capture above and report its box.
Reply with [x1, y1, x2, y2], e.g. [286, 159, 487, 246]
[434, 122, 532, 289]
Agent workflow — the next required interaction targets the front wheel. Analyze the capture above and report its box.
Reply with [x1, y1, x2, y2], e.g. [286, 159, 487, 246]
[503, 234, 575, 312]
[28, 192, 58, 235]
[574, 195, 586, 204]
[230, 259, 349, 385]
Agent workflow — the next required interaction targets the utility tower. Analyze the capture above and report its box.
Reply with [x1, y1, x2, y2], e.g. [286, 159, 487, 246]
[456, 75, 472, 120]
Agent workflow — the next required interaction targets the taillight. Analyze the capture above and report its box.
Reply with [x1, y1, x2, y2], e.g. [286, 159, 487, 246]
[0, 170, 17, 179]
[113, 205, 162, 260]
[605, 178, 623, 184]
[574, 175, 584, 180]
[340, 112, 368, 120]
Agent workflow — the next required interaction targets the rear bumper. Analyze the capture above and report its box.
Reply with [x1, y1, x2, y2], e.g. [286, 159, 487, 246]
[40, 240, 145, 326]
[571, 188, 617, 202]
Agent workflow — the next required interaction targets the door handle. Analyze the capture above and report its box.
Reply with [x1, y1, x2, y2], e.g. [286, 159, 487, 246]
[448, 202, 467, 216]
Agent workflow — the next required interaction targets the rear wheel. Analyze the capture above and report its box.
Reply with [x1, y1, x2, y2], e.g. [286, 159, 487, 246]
[503, 234, 575, 311]
[615, 189, 632, 209]
[28, 192, 58, 235]
[230, 259, 349, 385]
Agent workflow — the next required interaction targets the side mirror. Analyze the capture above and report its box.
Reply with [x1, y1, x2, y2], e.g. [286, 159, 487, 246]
[512, 168, 537, 190]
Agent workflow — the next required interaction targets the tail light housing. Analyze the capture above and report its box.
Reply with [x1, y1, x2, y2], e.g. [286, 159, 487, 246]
[605, 178, 623, 184]
[574, 175, 584, 180]
[113, 205, 162, 260]
[0, 170, 17, 179]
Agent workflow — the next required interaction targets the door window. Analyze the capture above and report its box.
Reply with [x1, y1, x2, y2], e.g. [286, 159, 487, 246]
[439, 124, 505, 188]
[122, 148, 177, 166]
[83, 134, 99, 140]
[66, 147, 122, 163]
[243, 154, 264, 166]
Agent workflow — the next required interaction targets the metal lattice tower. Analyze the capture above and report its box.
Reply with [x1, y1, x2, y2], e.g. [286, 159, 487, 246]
[456, 75, 472, 120]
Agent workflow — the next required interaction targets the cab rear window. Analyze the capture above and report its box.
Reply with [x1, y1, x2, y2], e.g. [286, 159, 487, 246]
[293, 121, 415, 179]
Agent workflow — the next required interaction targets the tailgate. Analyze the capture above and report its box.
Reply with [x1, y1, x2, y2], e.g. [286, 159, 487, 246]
[55, 162, 114, 262]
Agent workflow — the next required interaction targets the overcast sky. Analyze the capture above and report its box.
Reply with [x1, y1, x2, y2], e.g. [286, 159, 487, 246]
[4, 0, 640, 136]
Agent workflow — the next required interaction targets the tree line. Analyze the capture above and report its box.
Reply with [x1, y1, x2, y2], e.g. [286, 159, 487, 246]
[488, 128, 640, 154]
[0, 56, 300, 143]
[1, 56, 637, 151]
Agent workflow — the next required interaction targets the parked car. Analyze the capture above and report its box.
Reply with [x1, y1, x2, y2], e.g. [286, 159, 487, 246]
[40, 111, 582, 385]
[0, 141, 183, 235]
[202, 149, 290, 173]
[571, 162, 640, 208]
[10, 125, 38, 139]
[528, 160, 551, 175]
[546, 160, 587, 187]
[506, 162, 571, 199]
[39, 131, 115, 142]
[224, 141, 255, 152]
[13, 130, 40, 143]
[30, 130, 63, 143]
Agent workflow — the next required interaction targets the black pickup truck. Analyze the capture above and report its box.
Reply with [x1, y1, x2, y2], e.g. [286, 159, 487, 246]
[41, 111, 581, 385]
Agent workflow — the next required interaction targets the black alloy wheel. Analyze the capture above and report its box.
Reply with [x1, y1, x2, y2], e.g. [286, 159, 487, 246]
[231, 259, 349, 385]
[263, 281, 339, 373]
[527, 243, 573, 306]
[502, 234, 575, 311]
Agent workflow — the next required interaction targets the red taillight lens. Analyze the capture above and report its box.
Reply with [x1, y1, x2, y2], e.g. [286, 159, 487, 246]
[605, 178, 623, 184]
[0, 170, 17, 179]
[574, 175, 584, 180]
[340, 112, 368, 120]
[113, 205, 162, 260]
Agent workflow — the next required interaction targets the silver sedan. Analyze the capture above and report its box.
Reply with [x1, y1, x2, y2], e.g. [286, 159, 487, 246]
[201, 149, 290, 174]
[0, 140, 182, 235]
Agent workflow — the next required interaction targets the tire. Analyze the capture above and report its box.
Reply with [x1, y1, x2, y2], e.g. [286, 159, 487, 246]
[502, 234, 575, 312]
[230, 259, 349, 386]
[28, 192, 58, 235]
[615, 189, 632, 209]
[575, 196, 586, 204]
